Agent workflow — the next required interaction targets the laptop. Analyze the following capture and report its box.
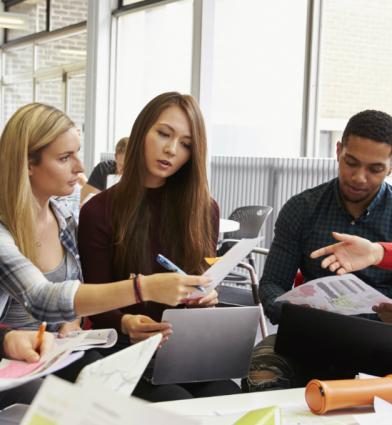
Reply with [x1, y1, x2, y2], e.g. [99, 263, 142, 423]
[152, 306, 260, 384]
[275, 303, 392, 378]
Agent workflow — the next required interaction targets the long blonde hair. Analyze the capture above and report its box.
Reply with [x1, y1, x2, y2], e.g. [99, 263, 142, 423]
[112, 92, 215, 276]
[0, 103, 75, 264]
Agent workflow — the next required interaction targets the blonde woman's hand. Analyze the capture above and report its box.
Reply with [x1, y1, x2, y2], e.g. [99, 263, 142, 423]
[3, 330, 55, 363]
[120, 314, 172, 344]
[310, 232, 384, 274]
[185, 289, 219, 307]
[141, 273, 212, 306]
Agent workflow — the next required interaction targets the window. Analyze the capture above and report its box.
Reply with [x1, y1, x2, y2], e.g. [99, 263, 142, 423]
[113, 0, 193, 140]
[1, 0, 87, 158]
[207, 0, 308, 157]
[36, 31, 87, 70]
[3, 82, 33, 121]
[6, 0, 47, 41]
[316, 0, 392, 157]
[50, 0, 88, 30]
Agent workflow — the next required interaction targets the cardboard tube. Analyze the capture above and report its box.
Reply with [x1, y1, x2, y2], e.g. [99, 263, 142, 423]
[305, 375, 392, 414]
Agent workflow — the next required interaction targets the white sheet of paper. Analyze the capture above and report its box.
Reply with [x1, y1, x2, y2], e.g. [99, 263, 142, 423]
[55, 328, 118, 351]
[353, 411, 392, 425]
[21, 375, 197, 425]
[0, 351, 84, 391]
[76, 333, 162, 395]
[106, 174, 121, 188]
[276, 273, 392, 315]
[189, 238, 258, 299]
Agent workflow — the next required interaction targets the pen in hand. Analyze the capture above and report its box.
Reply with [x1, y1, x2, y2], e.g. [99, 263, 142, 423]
[35, 321, 47, 355]
[156, 254, 206, 293]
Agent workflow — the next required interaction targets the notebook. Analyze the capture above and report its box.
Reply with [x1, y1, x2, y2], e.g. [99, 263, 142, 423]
[152, 306, 260, 384]
[275, 303, 392, 378]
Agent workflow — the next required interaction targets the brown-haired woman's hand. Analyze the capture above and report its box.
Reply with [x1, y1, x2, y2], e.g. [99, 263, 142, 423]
[140, 273, 212, 306]
[120, 314, 172, 344]
[185, 289, 219, 307]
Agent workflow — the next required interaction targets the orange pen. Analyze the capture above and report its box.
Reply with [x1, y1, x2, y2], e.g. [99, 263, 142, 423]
[36, 321, 47, 354]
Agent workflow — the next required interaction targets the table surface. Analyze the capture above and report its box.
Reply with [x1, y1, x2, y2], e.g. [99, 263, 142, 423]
[219, 219, 240, 234]
[156, 387, 360, 424]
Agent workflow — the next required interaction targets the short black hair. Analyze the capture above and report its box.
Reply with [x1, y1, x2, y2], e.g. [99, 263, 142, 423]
[342, 110, 392, 147]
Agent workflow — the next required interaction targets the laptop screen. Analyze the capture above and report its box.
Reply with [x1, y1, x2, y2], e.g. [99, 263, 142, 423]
[275, 303, 392, 379]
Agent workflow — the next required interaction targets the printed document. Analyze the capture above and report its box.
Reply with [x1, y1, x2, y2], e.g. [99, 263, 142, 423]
[21, 375, 197, 425]
[276, 273, 392, 315]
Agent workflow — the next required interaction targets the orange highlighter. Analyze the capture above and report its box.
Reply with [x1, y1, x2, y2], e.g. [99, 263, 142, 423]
[305, 374, 392, 414]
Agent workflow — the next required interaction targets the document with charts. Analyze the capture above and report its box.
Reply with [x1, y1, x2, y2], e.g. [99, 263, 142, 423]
[276, 274, 392, 315]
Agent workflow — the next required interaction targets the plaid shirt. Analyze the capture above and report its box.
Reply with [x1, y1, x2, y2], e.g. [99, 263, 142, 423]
[0, 199, 81, 324]
[260, 178, 392, 324]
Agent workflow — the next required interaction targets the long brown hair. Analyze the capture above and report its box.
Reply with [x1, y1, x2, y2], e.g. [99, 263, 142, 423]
[112, 92, 215, 277]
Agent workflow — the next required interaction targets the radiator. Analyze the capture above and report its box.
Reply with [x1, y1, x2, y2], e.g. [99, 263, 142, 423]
[210, 156, 338, 274]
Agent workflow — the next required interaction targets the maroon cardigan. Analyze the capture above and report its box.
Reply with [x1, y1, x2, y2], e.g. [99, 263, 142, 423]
[78, 186, 220, 331]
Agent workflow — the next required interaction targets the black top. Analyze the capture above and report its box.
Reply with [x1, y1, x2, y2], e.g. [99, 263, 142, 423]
[87, 160, 117, 191]
[78, 187, 220, 331]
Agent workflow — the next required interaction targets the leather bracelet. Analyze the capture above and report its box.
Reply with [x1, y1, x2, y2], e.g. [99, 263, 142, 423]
[129, 273, 141, 303]
[130, 273, 143, 303]
[135, 274, 144, 302]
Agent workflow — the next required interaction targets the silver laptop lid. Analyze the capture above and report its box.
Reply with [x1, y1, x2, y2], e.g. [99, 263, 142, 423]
[152, 306, 260, 385]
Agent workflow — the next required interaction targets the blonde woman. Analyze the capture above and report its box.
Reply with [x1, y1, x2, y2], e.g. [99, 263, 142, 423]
[0, 103, 209, 337]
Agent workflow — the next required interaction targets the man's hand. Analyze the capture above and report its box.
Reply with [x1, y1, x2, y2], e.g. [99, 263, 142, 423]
[373, 303, 392, 323]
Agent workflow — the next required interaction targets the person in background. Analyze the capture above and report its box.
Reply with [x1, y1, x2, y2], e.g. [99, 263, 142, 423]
[80, 137, 128, 204]
[79, 92, 240, 401]
[245, 109, 392, 392]
[311, 232, 392, 322]
[0, 329, 54, 408]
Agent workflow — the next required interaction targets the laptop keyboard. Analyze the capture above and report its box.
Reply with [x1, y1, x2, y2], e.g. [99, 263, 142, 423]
[217, 282, 255, 306]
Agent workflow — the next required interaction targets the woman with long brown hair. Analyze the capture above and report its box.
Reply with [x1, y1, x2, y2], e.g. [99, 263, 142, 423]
[78, 92, 240, 401]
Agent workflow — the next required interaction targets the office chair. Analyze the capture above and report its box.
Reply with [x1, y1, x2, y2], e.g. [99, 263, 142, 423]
[218, 205, 273, 257]
[217, 205, 272, 295]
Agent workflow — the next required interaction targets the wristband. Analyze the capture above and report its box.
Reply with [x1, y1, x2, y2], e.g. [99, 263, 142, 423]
[136, 274, 144, 302]
[130, 273, 143, 303]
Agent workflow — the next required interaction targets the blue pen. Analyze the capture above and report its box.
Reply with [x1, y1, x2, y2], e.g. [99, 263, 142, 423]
[156, 254, 205, 293]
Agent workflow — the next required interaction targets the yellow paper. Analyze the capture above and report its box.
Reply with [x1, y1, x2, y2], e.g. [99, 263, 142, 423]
[204, 257, 221, 265]
[234, 406, 280, 425]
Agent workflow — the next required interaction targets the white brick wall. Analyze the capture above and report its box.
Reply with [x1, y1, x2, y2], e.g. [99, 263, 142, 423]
[320, 0, 392, 120]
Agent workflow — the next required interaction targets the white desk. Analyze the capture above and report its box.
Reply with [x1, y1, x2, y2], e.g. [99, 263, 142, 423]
[219, 219, 240, 233]
[156, 387, 359, 424]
